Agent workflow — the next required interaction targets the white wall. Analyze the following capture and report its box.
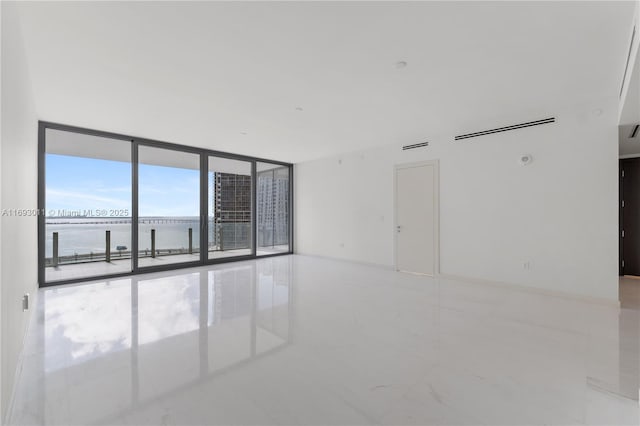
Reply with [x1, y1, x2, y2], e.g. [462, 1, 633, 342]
[1, 2, 38, 420]
[0, 1, 3, 419]
[295, 99, 620, 303]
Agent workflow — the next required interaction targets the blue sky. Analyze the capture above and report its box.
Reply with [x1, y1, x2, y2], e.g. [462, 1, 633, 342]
[46, 154, 200, 217]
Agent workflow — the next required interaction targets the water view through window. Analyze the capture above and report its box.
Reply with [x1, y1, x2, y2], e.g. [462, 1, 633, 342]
[45, 129, 133, 282]
[138, 146, 200, 268]
[41, 125, 291, 284]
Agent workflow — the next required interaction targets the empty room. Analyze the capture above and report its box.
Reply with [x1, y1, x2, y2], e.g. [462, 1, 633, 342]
[1, 1, 639, 425]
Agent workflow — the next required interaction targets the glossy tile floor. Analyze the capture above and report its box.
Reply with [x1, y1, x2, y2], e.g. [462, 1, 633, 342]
[8, 256, 640, 425]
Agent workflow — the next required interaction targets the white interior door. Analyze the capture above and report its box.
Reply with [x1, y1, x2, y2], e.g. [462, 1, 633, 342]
[395, 162, 437, 275]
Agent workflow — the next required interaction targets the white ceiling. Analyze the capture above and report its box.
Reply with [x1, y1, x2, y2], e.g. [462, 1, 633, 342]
[14, 1, 636, 164]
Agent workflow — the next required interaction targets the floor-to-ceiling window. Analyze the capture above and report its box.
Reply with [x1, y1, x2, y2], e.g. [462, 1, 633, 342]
[43, 129, 133, 282]
[207, 157, 253, 260]
[138, 146, 201, 268]
[39, 123, 292, 286]
[256, 162, 291, 256]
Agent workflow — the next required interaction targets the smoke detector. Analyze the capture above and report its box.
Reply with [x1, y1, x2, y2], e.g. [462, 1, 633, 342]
[518, 154, 533, 166]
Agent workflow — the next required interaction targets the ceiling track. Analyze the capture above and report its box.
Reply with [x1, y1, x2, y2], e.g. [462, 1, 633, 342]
[402, 141, 429, 150]
[454, 117, 556, 141]
[620, 25, 636, 98]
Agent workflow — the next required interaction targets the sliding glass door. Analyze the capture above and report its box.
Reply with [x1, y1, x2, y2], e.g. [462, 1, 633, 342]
[43, 129, 133, 282]
[257, 162, 290, 256]
[39, 122, 292, 286]
[138, 146, 200, 269]
[207, 157, 253, 259]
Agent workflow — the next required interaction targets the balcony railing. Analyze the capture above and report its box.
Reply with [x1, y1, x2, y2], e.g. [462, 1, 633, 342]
[45, 222, 258, 267]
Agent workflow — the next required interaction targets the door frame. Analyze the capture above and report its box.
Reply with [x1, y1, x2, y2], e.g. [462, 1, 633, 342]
[393, 159, 440, 276]
[620, 158, 624, 276]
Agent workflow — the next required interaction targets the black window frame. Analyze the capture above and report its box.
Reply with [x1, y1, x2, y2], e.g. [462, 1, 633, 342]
[38, 121, 294, 287]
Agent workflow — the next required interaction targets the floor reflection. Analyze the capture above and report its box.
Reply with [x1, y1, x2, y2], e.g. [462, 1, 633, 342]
[33, 258, 292, 425]
[8, 258, 640, 425]
[44, 279, 133, 372]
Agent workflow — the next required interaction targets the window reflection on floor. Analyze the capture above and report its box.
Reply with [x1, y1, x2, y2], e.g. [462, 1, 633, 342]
[38, 257, 292, 424]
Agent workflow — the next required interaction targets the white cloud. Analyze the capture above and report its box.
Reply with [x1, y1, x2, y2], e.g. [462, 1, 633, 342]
[47, 188, 130, 209]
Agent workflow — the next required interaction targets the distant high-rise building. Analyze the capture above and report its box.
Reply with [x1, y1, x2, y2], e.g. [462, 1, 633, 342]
[211, 172, 251, 250]
[257, 168, 289, 247]
[208, 167, 289, 252]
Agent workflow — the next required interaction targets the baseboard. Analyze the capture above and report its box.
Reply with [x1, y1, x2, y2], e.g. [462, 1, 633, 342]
[437, 273, 621, 308]
[293, 252, 395, 271]
[293, 253, 620, 308]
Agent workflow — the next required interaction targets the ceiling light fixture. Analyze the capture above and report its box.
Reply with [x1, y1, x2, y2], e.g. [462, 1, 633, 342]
[395, 61, 407, 69]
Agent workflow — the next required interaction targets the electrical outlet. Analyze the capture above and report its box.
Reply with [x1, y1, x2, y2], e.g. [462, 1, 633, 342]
[22, 293, 29, 311]
[523, 261, 531, 270]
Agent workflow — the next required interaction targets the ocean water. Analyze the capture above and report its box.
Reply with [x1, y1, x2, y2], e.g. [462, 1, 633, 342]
[45, 217, 201, 257]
